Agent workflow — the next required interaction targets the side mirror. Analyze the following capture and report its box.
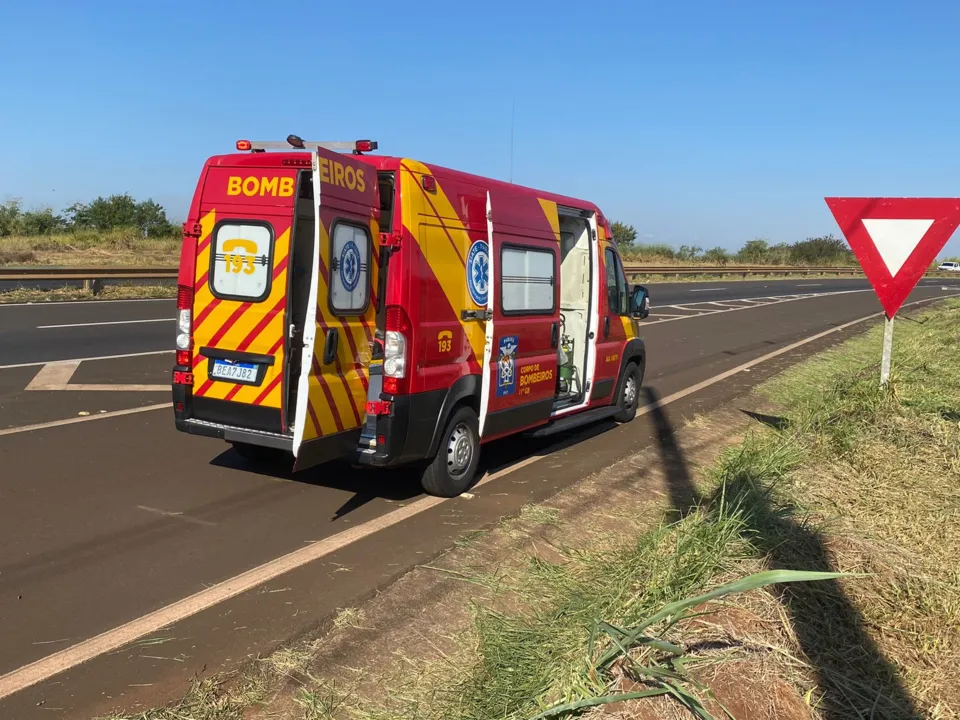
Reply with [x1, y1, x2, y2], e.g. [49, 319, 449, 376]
[630, 285, 650, 320]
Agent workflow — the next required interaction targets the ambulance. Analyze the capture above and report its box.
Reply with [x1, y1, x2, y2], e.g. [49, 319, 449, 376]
[172, 136, 650, 497]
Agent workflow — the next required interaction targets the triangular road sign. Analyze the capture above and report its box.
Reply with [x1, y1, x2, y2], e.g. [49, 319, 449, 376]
[825, 197, 960, 317]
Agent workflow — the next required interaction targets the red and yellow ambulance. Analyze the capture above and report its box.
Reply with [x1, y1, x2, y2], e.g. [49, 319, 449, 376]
[173, 137, 650, 496]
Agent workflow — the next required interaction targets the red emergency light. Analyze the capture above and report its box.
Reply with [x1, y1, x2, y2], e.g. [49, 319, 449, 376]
[236, 140, 252, 151]
[355, 140, 377, 152]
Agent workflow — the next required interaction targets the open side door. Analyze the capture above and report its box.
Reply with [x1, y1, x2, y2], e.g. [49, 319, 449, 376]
[477, 190, 560, 441]
[292, 147, 380, 469]
[478, 191, 496, 438]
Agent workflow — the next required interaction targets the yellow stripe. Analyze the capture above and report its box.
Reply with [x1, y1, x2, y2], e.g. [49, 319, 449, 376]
[312, 221, 369, 431]
[538, 199, 561, 241]
[620, 316, 635, 339]
[401, 160, 486, 367]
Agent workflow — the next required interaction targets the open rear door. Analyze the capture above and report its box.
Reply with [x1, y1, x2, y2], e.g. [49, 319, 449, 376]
[292, 148, 380, 469]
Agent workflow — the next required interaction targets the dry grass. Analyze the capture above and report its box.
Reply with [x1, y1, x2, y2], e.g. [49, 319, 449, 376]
[747, 299, 960, 717]
[0, 284, 175, 304]
[0, 230, 180, 267]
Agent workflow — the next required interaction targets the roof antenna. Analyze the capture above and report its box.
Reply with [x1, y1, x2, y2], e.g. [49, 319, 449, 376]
[509, 97, 515, 184]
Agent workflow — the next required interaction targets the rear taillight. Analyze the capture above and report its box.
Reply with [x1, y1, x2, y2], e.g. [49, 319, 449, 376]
[176, 285, 193, 364]
[382, 305, 411, 394]
[173, 370, 194, 386]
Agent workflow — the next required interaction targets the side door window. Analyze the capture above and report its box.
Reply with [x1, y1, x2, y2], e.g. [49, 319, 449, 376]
[605, 248, 629, 315]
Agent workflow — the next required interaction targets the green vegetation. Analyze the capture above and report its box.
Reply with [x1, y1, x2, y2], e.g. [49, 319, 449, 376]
[0, 195, 179, 238]
[615, 232, 858, 266]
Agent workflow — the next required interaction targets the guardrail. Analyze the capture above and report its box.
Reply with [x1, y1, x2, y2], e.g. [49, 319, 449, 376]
[622, 264, 864, 277]
[0, 264, 954, 296]
[0, 267, 178, 295]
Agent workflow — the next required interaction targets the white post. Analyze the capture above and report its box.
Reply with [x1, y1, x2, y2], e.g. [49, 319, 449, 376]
[880, 315, 894, 387]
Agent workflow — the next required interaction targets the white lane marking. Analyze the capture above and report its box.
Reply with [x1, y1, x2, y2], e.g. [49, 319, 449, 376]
[645, 290, 873, 325]
[36, 318, 173, 330]
[24, 360, 169, 392]
[0, 291, 957, 700]
[647, 313, 690, 319]
[137, 506, 217, 527]
[688, 287, 726, 292]
[797, 283, 822, 287]
[0, 299, 172, 309]
[0, 404, 173, 437]
[25, 361, 81, 390]
[0, 349, 172, 371]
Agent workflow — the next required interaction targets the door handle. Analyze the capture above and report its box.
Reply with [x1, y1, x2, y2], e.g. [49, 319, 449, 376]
[322, 329, 339, 365]
[603, 316, 610, 338]
[550, 322, 559, 349]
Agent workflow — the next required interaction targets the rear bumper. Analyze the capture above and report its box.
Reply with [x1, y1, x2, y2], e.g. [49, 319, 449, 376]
[173, 379, 292, 451]
[356, 387, 446, 467]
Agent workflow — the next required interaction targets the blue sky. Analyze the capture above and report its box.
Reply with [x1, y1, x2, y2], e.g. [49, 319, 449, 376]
[2, 0, 959, 255]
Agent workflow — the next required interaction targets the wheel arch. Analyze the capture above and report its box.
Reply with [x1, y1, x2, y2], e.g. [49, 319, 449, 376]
[613, 338, 646, 404]
[426, 374, 482, 458]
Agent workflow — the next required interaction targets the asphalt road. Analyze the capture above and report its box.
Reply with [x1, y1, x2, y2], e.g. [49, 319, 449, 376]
[5, 278, 959, 369]
[0, 280, 957, 719]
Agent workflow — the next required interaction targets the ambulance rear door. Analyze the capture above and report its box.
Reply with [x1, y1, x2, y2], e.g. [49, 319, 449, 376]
[292, 148, 381, 469]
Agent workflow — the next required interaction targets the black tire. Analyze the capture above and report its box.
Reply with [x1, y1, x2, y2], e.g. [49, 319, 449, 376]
[420, 406, 481, 498]
[614, 362, 643, 423]
[231, 441, 284, 464]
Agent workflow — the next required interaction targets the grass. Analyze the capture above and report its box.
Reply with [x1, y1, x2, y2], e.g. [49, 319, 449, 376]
[0, 229, 180, 267]
[0, 283, 175, 303]
[348, 299, 960, 720]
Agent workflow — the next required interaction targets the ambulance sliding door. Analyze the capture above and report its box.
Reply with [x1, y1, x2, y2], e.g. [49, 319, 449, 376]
[478, 190, 561, 441]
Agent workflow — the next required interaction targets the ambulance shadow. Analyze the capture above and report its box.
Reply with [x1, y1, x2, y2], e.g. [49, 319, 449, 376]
[210, 451, 423, 521]
[643, 387, 920, 719]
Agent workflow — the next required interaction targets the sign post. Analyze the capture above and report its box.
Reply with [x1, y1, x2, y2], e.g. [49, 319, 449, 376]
[825, 197, 960, 386]
[880, 316, 894, 386]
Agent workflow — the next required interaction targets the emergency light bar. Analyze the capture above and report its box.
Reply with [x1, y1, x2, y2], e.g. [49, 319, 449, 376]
[235, 138, 378, 154]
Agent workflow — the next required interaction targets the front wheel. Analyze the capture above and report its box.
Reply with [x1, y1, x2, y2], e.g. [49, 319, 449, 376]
[614, 362, 643, 423]
[420, 406, 481, 498]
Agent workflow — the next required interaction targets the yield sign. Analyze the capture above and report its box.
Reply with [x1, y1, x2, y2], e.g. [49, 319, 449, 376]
[825, 197, 960, 317]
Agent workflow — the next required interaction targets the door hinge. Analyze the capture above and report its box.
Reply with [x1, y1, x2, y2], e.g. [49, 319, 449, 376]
[380, 231, 402, 249]
[182, 221, 202, 238]
[461, 309, 492, 321]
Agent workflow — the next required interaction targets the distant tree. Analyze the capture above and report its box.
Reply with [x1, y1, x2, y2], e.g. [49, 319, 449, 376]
[703, 246, 730, 264]
[20, 207, 66, 235]
[789, 234, 853, 265]
[66, 194, 175, 236]
[677, 245, 703, 261]
[738, 238, 770, 263]
[0, 199, 24, 236]
[610, 221, 637, 247]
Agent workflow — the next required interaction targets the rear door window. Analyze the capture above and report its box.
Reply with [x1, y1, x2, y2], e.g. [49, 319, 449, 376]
[210, 221, 274, 302]
[329, 221, 371, 315]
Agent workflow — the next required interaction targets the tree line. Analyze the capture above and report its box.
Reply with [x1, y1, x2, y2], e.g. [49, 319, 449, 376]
[610, 221, 856, 265]
[0, 195, 178, 238]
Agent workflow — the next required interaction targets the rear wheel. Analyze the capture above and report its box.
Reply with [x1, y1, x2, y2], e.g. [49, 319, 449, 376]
[231, 441, 284, 464]
[420, 406, 481, 498]
[614, 362, 643, 423]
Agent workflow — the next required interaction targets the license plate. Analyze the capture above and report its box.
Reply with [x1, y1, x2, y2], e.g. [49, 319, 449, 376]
[210, 359, 258, 383]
